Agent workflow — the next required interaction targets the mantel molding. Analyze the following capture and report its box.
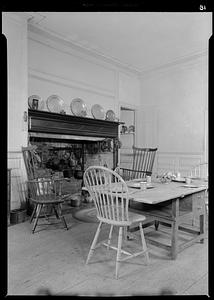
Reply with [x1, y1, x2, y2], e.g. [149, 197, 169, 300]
[28, 109, 120, 139]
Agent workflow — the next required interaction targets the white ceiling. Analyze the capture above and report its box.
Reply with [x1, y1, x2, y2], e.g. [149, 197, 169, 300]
[26, 12, 212, 73]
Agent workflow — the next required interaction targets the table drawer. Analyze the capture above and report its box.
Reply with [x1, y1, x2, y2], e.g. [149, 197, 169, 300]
[192, 190, 206, 215]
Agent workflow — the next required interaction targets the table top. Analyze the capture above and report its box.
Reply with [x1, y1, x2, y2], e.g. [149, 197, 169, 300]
[127, 179, 208, 205]
[82, 179, 208, 205]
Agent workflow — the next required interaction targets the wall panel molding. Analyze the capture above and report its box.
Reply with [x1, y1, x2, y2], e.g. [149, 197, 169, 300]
[156, 151, 204, 177]
[29, 68, 116, 99]
[8, 151, 27, 211]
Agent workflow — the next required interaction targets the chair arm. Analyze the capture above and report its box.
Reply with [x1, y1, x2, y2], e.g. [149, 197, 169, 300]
[119, 168, 151, 180]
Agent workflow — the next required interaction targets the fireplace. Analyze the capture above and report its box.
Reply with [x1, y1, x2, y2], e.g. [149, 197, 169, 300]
[28, 109, 121, 197]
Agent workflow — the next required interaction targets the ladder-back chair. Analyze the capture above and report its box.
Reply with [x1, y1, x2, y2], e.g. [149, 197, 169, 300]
[28, 178, 68, 233]
[83, 166, 149, 279]
[118, 147, 158, 180]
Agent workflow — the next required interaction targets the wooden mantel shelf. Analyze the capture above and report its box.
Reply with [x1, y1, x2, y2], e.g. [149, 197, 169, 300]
[28, 109, 121, 139]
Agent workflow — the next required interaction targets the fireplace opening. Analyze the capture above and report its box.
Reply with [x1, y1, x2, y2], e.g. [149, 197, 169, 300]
[28, 137, 114, 198]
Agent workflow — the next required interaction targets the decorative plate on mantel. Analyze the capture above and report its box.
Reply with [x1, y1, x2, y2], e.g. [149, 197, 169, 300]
[46, 95, 66, 114]
[105, 109, 116, 121]
[28, 95, 45, 110]
[91, 104, 105, 120]
[70, 98, 87, 117]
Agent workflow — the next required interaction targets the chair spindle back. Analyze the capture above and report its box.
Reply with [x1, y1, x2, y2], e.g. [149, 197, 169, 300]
[131, 147, 157, 179]
[28, 179, 62, 202]
[84, 166, 130, 225]
[22, 146, 41, 180]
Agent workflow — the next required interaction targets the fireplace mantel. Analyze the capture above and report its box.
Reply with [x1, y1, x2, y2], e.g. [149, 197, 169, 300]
[28, 109, 120, 139]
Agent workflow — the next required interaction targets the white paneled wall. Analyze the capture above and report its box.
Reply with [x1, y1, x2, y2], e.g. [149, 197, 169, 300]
[8, 151, 28, 210]
[139, 54, 208, 176]
[156, 152, 203, 177]
[3, 13, 28, 211]
[3, 13, 28, 152]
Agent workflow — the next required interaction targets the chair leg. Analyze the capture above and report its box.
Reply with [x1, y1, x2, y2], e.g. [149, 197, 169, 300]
[123, 226, 129, 240]
[43, 205, 50, 222]
[52, 205, 59, 219]
[107, 225, 114, 250]
[30, 204, 37, 223]
[139, 222, 150, 264]
[115, 227, 123, 280]
[154, 220, 159, 231]
[56, 203, 68, 230]
[32, 204, 43, 233]
[86, 221, 103, 264]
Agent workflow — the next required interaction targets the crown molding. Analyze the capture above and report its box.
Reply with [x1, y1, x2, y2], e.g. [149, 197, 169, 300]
[140, 50, 208, 79]
[28, 23, 209, 80]
[2, 12, 29, 26]
[28, 24, 141, 77]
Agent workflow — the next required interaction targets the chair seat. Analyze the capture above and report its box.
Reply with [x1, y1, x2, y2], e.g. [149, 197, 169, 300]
[128, 210, 146, 224]
[31, 198, 64, 204]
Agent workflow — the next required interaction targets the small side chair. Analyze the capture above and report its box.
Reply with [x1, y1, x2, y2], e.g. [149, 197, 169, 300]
[28, 178, 68, 233]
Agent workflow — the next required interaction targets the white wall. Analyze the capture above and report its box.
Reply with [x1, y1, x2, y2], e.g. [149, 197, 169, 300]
[3, 13, 28, 151]
[3, 13, 29, 210]
[139, 54, 208, 175]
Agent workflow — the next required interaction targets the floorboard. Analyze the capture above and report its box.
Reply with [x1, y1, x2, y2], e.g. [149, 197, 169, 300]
[7, 205, 209, 296]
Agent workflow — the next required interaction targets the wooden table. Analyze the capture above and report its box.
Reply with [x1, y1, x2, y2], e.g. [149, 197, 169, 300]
[127, 179, 208, 259]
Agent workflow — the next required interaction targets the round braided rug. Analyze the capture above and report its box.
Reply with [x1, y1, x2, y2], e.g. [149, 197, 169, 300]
[73, 207, 98, 223]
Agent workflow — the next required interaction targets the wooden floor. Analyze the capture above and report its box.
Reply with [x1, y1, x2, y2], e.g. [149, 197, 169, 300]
[7, 204, 209, 296]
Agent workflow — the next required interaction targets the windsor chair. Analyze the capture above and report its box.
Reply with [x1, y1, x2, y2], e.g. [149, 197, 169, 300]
[27, 178, 68, 233]
[83, 166, 149, 279]
[117, 147, 157, 181]
[22, 146, 69, 232]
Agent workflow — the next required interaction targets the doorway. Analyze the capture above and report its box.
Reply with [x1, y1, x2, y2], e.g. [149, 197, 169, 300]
[119, 106, 136, 168]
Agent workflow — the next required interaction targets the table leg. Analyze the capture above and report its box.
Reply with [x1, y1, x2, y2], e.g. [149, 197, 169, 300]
[171, 198, 179, 259]
[171, 222, 178, 259]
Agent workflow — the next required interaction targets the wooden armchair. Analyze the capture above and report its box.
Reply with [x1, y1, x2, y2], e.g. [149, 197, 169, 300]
[22, 146, 69, 228]
[28, 178, 68, 233]
[117, 147, 157, 180]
